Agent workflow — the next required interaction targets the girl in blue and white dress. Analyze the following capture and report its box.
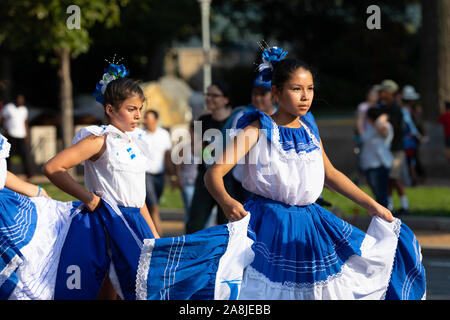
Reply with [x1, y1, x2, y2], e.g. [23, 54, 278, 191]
[42, 69, 160, 300]
[204, 47, 426, 300]
[1, 64, 160, 300]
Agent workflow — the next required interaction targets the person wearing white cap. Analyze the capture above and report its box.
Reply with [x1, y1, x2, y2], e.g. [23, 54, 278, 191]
[400, 85, 426, 186]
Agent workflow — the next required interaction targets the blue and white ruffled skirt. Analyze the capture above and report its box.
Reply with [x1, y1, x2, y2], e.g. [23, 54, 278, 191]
[238, 195, 426, 300]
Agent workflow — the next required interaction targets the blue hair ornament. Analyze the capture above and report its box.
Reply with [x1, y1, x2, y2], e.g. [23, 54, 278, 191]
[93, 63, 130, 104]
[253, 74, 271, 91]
[258, 46, 288, 82]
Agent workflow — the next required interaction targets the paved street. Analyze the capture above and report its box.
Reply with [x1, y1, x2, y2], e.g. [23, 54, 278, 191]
[423, 255, 450, 300]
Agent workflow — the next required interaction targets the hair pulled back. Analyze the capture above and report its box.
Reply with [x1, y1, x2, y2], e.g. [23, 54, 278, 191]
[271, 58, 315, 89]
[103, 78, 145, 110]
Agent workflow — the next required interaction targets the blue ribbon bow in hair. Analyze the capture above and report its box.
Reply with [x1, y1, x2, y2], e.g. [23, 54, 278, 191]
[93, 63, 130, 104]
[259, 46, 288, 82]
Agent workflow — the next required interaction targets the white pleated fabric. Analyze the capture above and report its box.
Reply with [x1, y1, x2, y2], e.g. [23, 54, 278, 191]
[8, 197, 77, 300]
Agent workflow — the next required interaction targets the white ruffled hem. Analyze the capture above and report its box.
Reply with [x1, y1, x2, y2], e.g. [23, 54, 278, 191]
[214, 214, 255, 300]
[135, 238, 155, 300]
[8, 197, 74, 300]
[238, 217, 403, 300]
[0, 255, 23, 289]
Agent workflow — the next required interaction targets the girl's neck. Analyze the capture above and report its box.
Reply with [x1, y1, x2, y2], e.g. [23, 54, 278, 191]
[271, 110, 301, 128]
[211, 106, 231, 121]
[108, 122, 127, 134]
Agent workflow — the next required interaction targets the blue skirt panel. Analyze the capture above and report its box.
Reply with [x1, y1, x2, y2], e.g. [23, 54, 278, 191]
[385, 222, 426, 300]
[54, 200, 154, 300]
[244, 195, 366, 285]
[0, 188, 38, 299]
[136, 214, 254, 300]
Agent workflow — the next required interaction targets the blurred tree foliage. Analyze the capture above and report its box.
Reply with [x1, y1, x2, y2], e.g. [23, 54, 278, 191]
[0, 0, 127, 149]
[210, 0, 422, 113]
[1, 0, 444, 122]
[0, 0, 201, 129]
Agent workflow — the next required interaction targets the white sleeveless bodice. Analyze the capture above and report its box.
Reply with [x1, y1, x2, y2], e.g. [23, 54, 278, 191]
[73, 125, 150, 208]
[235, 110, 325, 206]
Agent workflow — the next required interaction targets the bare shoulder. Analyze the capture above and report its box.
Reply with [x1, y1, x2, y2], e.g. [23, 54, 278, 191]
[234, 119, 260, 146]
[85, 133, 106, 143]
[77, 134, 107, 161]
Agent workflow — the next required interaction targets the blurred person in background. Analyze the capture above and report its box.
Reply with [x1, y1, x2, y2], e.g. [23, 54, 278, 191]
[356, 85, 380, 137]
[353, 85, 380, 187]
[360, 107, 393, 208]
[142, 109, 174, 235]
[400, 85, 426, 186]
[438, 102, 450, 163]
[174, 121, 198, 225]
[185, 80, 233, 233]
[377, 80, 409, 215]
[0, 93, 35, 180]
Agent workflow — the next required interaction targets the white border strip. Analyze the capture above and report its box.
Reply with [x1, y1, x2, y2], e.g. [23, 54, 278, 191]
[135, 238, 155, 300]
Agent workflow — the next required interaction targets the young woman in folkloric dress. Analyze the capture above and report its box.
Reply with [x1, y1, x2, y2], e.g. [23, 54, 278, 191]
[1, 64, 160, 300]
[43, 66, 160, 300]
[203, 47, 426, 300]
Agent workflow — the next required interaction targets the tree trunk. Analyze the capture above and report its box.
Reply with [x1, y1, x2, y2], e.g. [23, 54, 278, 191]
[56, 46, 75, 175]
[421, 0, 450, 120]
[57, 46, 74, 149]
[421, 0, 439, 120]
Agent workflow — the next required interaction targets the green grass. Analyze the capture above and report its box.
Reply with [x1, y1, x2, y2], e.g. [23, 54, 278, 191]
[43, 183, 79, 202]
[42, 182, 185, 208]
[159, 186, 184, 209]
[43, 182, 450, 217]
[322, 186, 450, 217]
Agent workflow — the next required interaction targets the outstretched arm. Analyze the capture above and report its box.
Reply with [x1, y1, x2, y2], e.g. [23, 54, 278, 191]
[140, 203, 160, 238]
[204, 120, 260, 222]
[321, 140, 394, 222]
[42, 134, 106, 211]
[5, 171, 50, 198]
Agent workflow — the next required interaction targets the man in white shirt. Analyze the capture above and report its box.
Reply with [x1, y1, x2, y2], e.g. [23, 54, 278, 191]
[0, 94, 34, 179]
[142, 110, 174, 235]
